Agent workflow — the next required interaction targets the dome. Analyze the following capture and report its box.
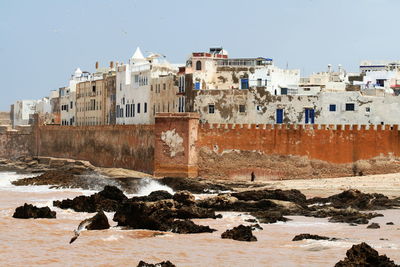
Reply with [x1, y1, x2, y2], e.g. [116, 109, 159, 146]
[220, 49, 229, 56]
[74, 67, 82, 76]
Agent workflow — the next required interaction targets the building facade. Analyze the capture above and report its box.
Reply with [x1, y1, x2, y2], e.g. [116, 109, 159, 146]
[115, 47, 179, 125]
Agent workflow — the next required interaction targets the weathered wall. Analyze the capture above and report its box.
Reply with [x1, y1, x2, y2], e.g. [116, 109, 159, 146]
[154, 113, 199, 178]
[0, 126, 34, 159]
[35, 124, 155, 173]
[197, 123, 400, 179]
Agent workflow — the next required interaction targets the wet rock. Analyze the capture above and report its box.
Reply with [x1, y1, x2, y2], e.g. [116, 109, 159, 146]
[245, 218, 258, 223]
[292, 234, 337, 241]
[13, 203, 56, 219]
[85, 211, 110, 230]
[367, 223, 380, 229]
[53, 186, 127, 212]
[173, 191, 196, 205]
[196, 194, 239, 210]
[386, 222, 394, 225]
[169, 219, 216, 234]
[175, 205, 216, 219]
[98, 185, 128, 202]
[221, 225, 257, 242]
[130, 190, 173, 202]
[137, 260, 176, 267]
[250, 211, 290, 224]
[334, 242, 399, 267]
[308, 189, 400, 210]
[113, 199, 216, 233]
[250, 224, 263, 230]
[310, 207, 383, 225]
[232, 189, 307, 205]
[160, 177, 232, 194]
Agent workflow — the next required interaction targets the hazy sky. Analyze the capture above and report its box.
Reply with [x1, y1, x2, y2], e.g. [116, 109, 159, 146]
[1, 0, 399, 110]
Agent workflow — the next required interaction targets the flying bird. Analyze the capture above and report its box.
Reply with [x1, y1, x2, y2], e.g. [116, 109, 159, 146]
[69, 217, 93, 244]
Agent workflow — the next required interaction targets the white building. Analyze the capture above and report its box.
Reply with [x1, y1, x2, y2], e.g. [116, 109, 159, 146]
[60, 68, 92, 126]
[12, 100, 37, 127]
[116, 47, 178, 125]
[358, 61, 400, 94]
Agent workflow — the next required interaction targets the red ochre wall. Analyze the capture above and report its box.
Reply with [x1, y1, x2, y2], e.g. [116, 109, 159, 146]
[197, 123, 400, 164]
[35, 124, 155, 173]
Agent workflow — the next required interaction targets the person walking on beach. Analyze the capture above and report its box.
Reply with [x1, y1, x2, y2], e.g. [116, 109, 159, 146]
[251, 171, 256, 182]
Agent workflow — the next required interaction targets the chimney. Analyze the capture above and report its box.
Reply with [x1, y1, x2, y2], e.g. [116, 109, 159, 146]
[110, 61, 114, 69]
[95, 61, 99, 70]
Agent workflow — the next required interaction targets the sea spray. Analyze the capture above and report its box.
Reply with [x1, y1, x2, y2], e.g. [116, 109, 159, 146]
[134, 178, 174, 196]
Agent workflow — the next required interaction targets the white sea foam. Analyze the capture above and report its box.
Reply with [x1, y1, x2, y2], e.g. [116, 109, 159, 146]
[0, 171, 97, 195]
[131, 178, 174, 196]
[101, 235, 124, 242]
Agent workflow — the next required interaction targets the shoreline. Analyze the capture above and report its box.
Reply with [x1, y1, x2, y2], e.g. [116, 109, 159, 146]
[2, 156, 400, 198]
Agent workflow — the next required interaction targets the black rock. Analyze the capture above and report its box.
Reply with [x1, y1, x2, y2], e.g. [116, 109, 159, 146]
[53, 185, 127, 212]
[367, 223, 380, 229]
[232, 189, 307, 205]
[85, 210, 110, 230]
[169, 220, 216, 234]
[386, 222, 394, 225]
[335, 242, 399, 267]
[292, 233, 336, 241]
[130, 190, 173, 202]
[13, 203, 56, 219]
[137, 260, 176, 267]
[173, 191, 195, 205]
[221, 225, 257, 242]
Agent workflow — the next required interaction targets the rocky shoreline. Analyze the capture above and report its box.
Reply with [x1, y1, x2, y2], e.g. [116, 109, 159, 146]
[3, 157, 400, 266]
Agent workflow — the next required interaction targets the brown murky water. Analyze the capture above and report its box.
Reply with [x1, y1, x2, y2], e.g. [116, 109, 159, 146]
[0, 172, 399, 267]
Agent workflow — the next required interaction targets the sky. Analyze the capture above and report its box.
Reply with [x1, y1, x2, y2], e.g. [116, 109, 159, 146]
[0, 0, 399, 111]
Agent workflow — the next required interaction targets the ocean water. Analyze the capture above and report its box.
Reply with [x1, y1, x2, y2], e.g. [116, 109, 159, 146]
[0, 171, 399, 267]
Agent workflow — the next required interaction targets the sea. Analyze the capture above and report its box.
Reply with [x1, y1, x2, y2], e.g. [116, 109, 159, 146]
[0, 171, 399, 267]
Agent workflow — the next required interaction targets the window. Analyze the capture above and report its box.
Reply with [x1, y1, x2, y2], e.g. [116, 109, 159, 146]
[92, 85, 96, 93]
[304, 88, 311, 91]
[70, 101, 73, 109]
[144, 102, 147, 113]
[126, 104, 129, 117]
[163, 83, 166, 90]
[195, 82, 201, 90]
[366, 107, 370, 112]
[241, 78, 249, 89]
[345, 103, 355, 111]
[131, 104, 135, 117]
[256, 105, 262, 112]
[196, 61, 202, 71]
[329, 104, 336, 112]
[208, 104, 215, 114]
[137, 103, 141, 113]
[151, 85, 153, 91]
[281, 88, 288, 95]
[120, 83, 122, 91]
[276, 109, 284, 124]
[239, 105, 246, 113]
[257, 79, 262, 87]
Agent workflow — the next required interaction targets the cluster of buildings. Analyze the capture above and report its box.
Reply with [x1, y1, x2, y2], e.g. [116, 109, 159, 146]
[10, 47, 400, 128]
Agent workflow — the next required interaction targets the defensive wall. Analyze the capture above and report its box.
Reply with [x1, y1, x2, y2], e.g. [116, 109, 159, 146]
[0, 125, 34, 159]
[34, 124, 155, 174]
[2, 113, 400, 179]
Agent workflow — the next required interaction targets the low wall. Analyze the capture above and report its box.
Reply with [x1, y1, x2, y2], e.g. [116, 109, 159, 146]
[197, 123, 400, 180]
[0, 126, 34, 159]
[198, 123, 400, 163]
[35, 124, 155, 173]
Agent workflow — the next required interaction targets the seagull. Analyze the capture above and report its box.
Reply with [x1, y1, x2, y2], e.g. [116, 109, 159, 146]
[69, 217, 92, 244]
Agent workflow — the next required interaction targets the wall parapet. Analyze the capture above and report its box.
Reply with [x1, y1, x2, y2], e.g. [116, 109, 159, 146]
[199, 123, 400, 131]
